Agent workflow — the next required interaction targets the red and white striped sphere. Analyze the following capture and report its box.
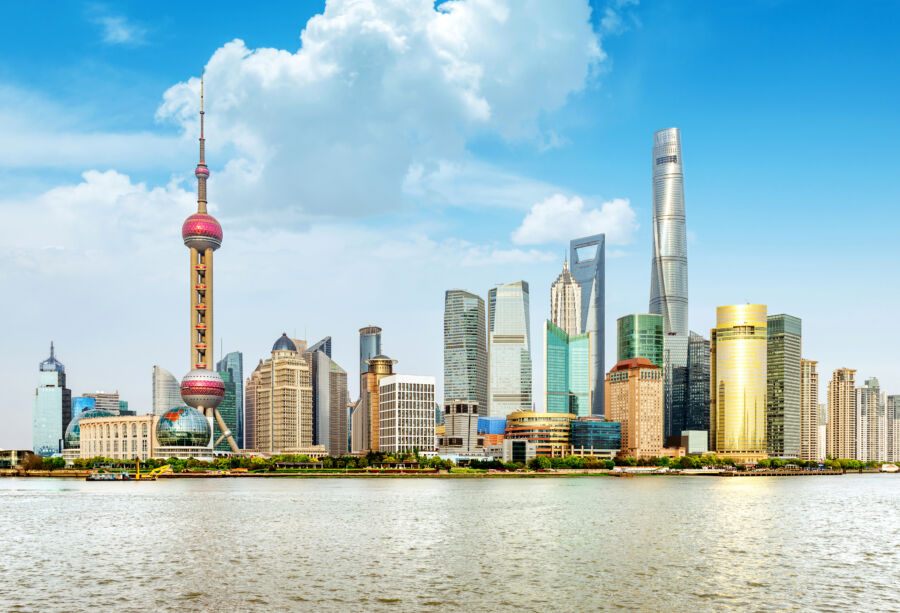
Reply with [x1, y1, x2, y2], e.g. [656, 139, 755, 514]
[180, 369, 225, 410]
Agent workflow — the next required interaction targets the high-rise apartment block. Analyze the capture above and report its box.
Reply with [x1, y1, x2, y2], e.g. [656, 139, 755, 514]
[766, 314, 802, 458]
[544, 320, 591, 417]
[253, 334, 314, 453]
[887, 395, 900, 463]
[827, 368, 857, 460]
[710, 305, 767, 462]
[800, 359, 820, 461]
[858, 377, 884, 462]
[616, 314, 664, 368]
[488, 281, 532, 417]
[32, 343, 72, 457]
[569, 235, 605, 415]
[378, 375, 435, 453]
[605, 358, 664, 459]
[443, 290, 488, 416]
[216, 352, 243, 448]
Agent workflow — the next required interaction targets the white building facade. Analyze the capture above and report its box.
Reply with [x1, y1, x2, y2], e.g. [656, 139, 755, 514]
[378, 375, 436, 453]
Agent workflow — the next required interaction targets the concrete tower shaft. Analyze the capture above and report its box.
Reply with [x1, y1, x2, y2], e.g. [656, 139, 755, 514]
[649, 127, 688, 337]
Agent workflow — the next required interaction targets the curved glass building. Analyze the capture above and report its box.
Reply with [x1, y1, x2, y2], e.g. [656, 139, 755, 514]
[156, 407, 212, 447]
[63, 408, 116, 449]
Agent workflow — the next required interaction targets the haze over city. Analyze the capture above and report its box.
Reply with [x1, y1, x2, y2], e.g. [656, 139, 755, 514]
[1, 0, 897, 449]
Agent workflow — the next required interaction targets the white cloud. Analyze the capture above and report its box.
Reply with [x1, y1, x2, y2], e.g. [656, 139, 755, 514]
[155, 0, 604, 221]
[511, 193, 637, 245]
[93, 14, 147, 45]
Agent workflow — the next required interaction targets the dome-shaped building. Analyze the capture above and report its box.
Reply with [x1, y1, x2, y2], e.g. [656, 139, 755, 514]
[182, 213, 222, 252]
[63, 408, 116, 449]
[272, 333, 297, 353]
[156, 407, 211, 447]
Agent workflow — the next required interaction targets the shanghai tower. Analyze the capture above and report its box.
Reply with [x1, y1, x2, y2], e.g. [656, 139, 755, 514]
[649, 127, 688, 438]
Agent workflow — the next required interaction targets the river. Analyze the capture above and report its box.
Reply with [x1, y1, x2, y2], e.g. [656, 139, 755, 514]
[1, 475, 898, 611]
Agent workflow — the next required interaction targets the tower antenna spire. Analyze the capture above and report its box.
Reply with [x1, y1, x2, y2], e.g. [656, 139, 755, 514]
[195, 69, 209, 214]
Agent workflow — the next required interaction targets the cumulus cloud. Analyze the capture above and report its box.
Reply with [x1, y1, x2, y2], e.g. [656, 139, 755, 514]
[155, 0, 603, 221]
[510, 193, 637, 245]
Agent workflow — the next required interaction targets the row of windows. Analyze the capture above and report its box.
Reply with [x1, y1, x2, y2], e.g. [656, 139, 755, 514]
[655, 155, 677, 165]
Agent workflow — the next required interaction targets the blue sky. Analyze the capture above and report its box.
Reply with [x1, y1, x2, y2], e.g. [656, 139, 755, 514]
[1, 1, 897, 448]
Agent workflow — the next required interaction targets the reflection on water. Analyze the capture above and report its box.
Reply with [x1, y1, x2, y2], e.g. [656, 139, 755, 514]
[1, 475, 899, 612]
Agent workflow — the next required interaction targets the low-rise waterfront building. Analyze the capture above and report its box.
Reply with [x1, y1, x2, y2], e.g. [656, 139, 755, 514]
[569, 418, 620, 458]
[79, 414, 159, 461]
[438, 400, 482, 453]
[504, 411, 573, 457]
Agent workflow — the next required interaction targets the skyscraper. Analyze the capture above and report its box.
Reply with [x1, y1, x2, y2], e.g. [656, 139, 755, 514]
[605, 358, 664, 459]
[827, 368, 857, 460]
[213, 368, 238, 452]
[217, 352, 244, 448]
[244, 361, 262, 450]
[307, 340, 349, 456]
[32, 342, 72, 457]
[550, 259, 581, 336]
[616, 314, 664, 369]
[254, 334, 314, 453]
[649, 128, 689, 441]
[359, 326, 382, 378]
[361, 354, 397, 452]
[152, 366, 183, 416]
[177, 75, 238, 453]
[685, 331, 710, 433]
[887, 395, 900, 463]
[569, 235, 605, 415]
[544, 320, 591, 417]
[709, 305, 767, 462]
[767, 314, 802, 458]
[858, 377, 884, 462]
[487, 281, 532, 417]
[443, 290, 488, 416]
[800, 360, 819, 461]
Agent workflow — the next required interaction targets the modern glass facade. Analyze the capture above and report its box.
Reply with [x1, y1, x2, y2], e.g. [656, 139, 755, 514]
[504, 411, 574, 456]
[152, 366, 183, 416]
[32, 343, 72, 457]
[544, 320, 591, 417]
[767, 314, 802, 458]
[443, 289, 488, 416]
[685, 331, 710, 432]
[64, 408, 116, 449]
[570, 418, 621, 451]
[216, 352, 244, 448]
[72, 397, 96, 417]
[488, 281, 532, 417]
[213, 368, 238, 451]
[157, 407, 212, 447]
[617, 314, 663, 368]
[308, 346, 349, 456]
[710, 305, 767, 459]
[569, 235, 605, 416]
[477, 417, 507, 435]
[359, 326, 382, 378]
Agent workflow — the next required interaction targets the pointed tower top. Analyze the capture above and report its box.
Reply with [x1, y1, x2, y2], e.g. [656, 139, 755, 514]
[50, 341, 55, 359]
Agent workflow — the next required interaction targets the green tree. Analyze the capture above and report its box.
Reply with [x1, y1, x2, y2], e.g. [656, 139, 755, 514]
[528, 456, 552, 470]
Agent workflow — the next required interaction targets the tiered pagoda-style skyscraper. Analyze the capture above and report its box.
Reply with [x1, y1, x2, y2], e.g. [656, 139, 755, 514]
[177, 76, 239, 453]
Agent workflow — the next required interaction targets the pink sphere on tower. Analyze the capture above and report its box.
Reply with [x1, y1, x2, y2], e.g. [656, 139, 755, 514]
[180, 369, 225, 410]
[182, 213, 222, 252]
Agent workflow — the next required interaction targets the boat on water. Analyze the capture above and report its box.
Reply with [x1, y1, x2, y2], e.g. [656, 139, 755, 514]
[86, 472, 133, 481]
[86, 462, 171, 481]
[880, 463, 899, 473]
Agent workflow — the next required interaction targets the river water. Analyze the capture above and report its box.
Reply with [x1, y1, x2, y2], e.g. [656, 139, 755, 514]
[1, 475, 898, 612]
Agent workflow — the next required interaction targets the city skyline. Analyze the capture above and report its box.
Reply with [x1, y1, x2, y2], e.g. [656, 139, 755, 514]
[2, 1, 899, 449]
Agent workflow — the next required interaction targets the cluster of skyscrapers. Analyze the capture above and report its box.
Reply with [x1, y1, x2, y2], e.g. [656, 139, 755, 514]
[28, 115, 900, 466]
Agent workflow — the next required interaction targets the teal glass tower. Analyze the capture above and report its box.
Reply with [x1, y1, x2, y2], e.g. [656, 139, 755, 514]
[216, 351, 244, 448]
[544, 321, 591, 417]
[767, 314, 802, 458]
[32, 342, 72, 457]
[616, 314, 664, 368]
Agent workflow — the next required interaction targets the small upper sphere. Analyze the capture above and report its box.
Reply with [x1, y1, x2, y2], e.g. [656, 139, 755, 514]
[195, 164, 210, 179]
[180, 369, 225, 410]
[182, 213, 223, 251]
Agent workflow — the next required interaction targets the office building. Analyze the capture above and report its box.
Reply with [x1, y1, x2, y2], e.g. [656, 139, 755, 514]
[569, 418, 621, 458]
[605, 358, 664, 459]
[767, 314, 802, 458]
[216, 352, 244, 448]
[81, 392, 119, 414]
[488, 281, 532, 417]
[569, 235, 605, 415]
[827, 368, 857, 460]
[307, 341, 349, 456]
[152, 366, 182, 416]
[544, 320, 591, 417]
[858, 378, 884, 462]
[378, 375, 435, 453]
[617, 314, 664, 368]
[72, 397, 96, 417]
[550, 258, 582, 336]
[709, 305, 767, 462]
[504, 411, 573, 457]
[443, 290, 488, 416]
[353, 354, 397, 453]
[243, 361, 262, 450]
[213, 368, 238, 452]
[685, 331, 710, 432]
[254, 334, 314, 453]
[437, 400, 481, 454]
[800, 360, 820, 461]
[32, 343, 72, 457]
[359, 326, 382, 378]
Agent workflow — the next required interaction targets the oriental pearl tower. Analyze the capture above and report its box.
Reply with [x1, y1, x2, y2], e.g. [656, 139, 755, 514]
[179, 75, 240, 453]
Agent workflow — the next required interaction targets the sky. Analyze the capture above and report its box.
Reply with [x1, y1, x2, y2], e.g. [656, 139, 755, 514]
[1, 0, 898, 449]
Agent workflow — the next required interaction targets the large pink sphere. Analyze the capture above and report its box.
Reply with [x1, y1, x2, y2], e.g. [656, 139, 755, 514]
[182, 213, 223, 251]
[180, 369, 225, 410]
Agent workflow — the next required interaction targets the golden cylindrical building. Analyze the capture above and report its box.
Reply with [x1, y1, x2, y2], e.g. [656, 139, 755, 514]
[710, 304, 767, 462]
